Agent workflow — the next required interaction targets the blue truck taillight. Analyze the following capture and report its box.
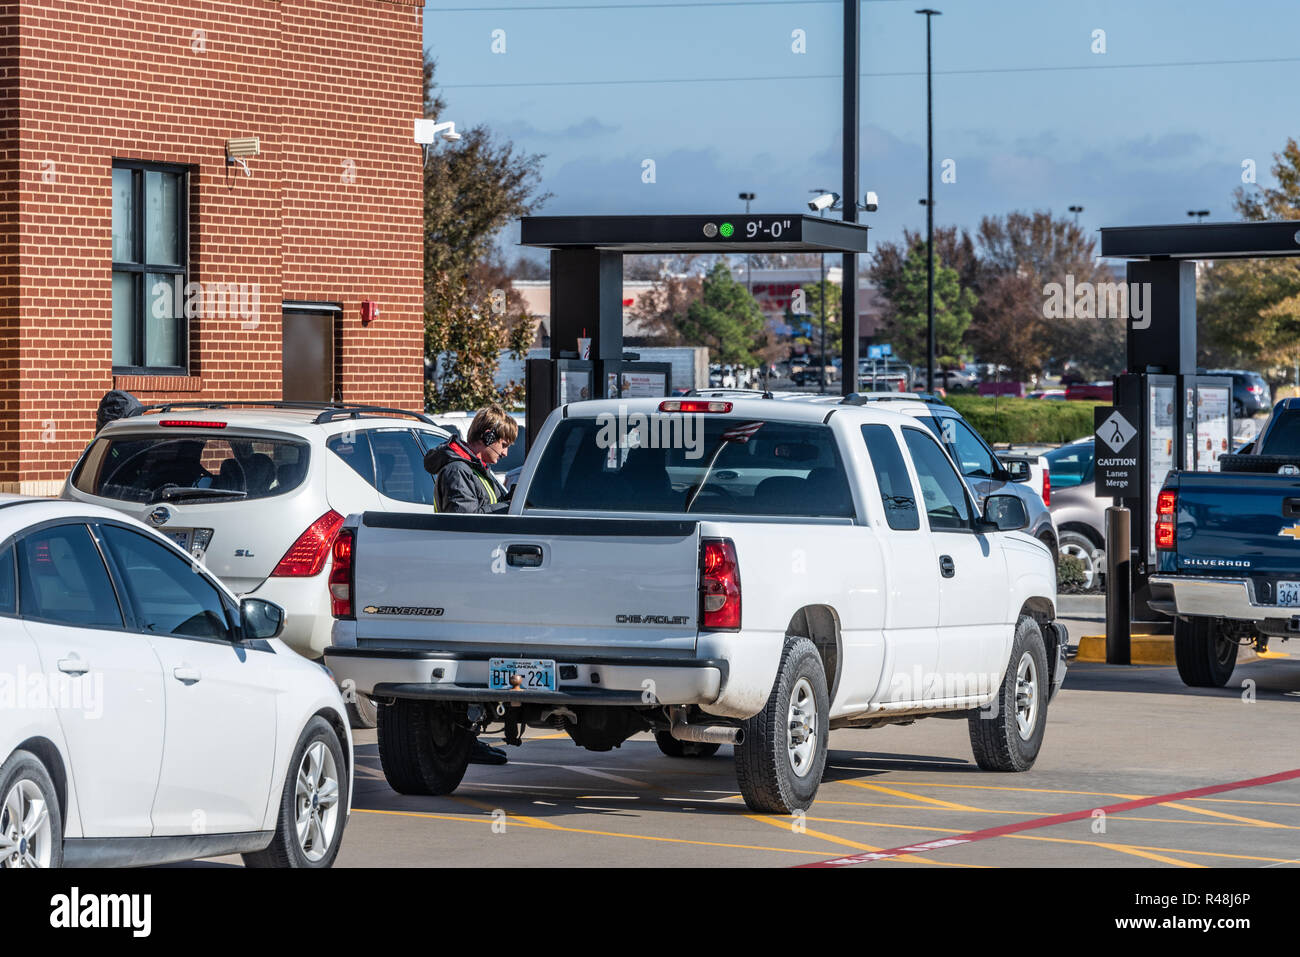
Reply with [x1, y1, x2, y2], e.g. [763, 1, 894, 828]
[1156, 490, 1176, 550]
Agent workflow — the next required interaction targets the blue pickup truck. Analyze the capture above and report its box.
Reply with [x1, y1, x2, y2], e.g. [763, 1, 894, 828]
[1148, 398, 1300, 686]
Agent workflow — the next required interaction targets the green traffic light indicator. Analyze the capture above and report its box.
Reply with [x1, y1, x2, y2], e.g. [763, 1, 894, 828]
[719, 222, 734, 238]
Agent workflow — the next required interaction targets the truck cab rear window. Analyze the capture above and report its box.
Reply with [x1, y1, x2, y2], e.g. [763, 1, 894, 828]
[72, 434, 310, 504]
[525, 417, 854, 517]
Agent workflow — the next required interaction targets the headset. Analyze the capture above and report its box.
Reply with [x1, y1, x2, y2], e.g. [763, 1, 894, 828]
[482, 428, 498, 446]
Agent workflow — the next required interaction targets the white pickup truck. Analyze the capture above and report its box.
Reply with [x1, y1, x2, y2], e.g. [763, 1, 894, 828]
[325, 396, 1065, 813]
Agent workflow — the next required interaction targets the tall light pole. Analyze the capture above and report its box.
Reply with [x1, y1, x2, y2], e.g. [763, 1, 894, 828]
[916, 9, 941, 394]
[1068, 204, 1084, 226]
[739, 191, 756, 295]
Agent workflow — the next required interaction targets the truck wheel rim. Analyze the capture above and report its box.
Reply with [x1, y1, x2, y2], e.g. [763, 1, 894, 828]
[1214, 634, 1236, 668]
[1060, 542, 1096, 589]
[1014, 653, 1039, 741]
[295, 741, 341, 863]
[787, 677, 817, 778]
[0, 778, 51, 868]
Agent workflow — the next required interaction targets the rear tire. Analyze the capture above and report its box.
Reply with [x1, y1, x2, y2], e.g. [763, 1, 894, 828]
[242, 716, 347, 868]
[0, 750, 62, 868]
[1174, 616, 1238, 688]
[376, 699, 472, 795]
[347, 694, 378, 730]
[735, 637, 829, 813]
[654, 731, 721, 759]
[968, 615, 1049, 772]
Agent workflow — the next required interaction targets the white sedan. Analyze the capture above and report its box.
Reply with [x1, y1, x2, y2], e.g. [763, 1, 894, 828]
[0, 497, 352, 868]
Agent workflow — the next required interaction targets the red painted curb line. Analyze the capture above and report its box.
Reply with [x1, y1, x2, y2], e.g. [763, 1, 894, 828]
[797, 766, 1300, 868]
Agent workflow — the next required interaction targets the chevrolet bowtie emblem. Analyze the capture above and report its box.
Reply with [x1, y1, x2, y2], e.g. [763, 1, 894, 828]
[1278, 524, 1300, 540]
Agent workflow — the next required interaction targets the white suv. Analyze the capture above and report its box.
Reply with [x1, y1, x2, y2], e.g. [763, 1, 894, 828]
[62, 403, 452, 722]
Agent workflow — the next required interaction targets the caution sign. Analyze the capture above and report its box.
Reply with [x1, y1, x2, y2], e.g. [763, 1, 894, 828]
[1094, 406, 1140, 498]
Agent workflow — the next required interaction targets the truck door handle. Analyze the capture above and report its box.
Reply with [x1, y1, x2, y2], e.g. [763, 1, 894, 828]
[172, 667, 202, 684]
[506, 544, 544, 568]
[57, 656, 89, 676]
[939, 555, 955, 578]
[1284, 498, 1300, 518]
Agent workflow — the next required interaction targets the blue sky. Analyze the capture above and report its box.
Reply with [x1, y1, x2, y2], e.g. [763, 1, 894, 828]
[424, 0, 1300, 263]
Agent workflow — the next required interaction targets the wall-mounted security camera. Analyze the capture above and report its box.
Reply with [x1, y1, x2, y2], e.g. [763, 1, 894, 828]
[414, 119, 462, 144]
[808, 192, 839, 212]
[863, 191, 879, 212]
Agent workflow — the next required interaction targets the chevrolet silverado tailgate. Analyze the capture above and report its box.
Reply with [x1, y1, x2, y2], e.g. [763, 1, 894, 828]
[1166, 471, 1300, 577]
[350, 512, 702, 651]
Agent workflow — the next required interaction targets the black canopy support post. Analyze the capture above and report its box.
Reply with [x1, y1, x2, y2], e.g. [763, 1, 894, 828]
[548, 248, 623, 361]
[840, 0, 861, 397]
[1125, 259, 1197, 377]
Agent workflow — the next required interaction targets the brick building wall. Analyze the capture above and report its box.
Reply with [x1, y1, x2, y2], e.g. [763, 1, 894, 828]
[7, 0, 424, 494]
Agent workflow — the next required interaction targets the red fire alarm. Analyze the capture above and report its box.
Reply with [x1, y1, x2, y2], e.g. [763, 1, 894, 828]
[360, 300, 379, 326]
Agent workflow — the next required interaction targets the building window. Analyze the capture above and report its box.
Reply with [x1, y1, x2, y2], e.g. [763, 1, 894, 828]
[112, 161, 189, 373]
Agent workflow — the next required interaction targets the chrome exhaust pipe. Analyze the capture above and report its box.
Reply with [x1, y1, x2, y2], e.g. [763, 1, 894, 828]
[669, 721, 744, 745]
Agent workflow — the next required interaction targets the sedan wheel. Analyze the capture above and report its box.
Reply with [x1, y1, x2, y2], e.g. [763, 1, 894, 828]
[295, 741, 341, 864]
[0, 778, 53, 868]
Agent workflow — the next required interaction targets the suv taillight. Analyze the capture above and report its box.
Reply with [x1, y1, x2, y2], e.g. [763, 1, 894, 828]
[271, 510, 345, 577]
[1042, 468, 1051, 507]
[700, 538, 741, 631]
[1156, 490, 1176, 550]
[329, 528, 355, 619]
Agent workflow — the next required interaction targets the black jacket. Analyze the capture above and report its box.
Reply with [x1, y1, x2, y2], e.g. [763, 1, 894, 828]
[423, 438, 507, 513]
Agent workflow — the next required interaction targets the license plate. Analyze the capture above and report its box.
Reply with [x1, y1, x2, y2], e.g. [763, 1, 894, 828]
[162, 528, 191, 551]
[488, 658, 556, 693]
[1278, 581, 1300, 607]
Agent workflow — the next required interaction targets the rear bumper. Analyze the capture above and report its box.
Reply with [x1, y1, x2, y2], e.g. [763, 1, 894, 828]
[245, 574, 332, 659]
[323, 646, 727, 708]
[1148, 575, 1287, 621]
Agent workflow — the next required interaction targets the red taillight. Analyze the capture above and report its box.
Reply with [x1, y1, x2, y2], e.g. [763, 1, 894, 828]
[700, 538, 741, 631]
[272, 510, 345, 577]
[1156, 490, 1176, 550]
[659, 400, 733, 413]
[158, 419, 226, 429]
[329, 528, 355, 619]
[1041, 468, 1051, 507]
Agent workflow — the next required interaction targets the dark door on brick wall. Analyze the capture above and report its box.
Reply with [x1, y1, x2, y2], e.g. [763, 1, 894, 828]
[282, 306, 337, 402]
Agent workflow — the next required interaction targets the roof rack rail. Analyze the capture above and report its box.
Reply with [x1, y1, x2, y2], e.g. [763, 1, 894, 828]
[684, 387, 774, 400]
[131, 400, 436, 425]
[840, 392, 944, 406]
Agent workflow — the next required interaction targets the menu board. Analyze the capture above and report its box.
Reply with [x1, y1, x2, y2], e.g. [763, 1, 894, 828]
[559, 370, 591, 404]
[1147, 382, 1176, 561]
[1195, 385, 1231, 472]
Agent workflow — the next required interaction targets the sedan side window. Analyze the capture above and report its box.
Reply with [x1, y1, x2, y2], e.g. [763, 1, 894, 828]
[99, 524, 232, 641]
[902, 428, 974, 531]
[17, 524, 124, 628]
[861, 425, 920, 531]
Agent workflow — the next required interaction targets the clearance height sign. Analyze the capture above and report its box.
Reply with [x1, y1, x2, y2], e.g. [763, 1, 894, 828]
[1094, 406, 1140, 498]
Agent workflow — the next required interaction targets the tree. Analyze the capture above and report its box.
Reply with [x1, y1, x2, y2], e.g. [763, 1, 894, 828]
[422, 55, 549, 409]
[627, 272, 702, 346]
[784, 278, 841, 362]
[677, 262, 767, 364]
[1198, 138, 1300, 381]
[875, 238, 976, 366]
[966, 271, 1047, 382]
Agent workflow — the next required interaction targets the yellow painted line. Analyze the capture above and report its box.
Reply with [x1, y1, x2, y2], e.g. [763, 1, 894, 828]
[1161, 801, 1292, 828]
[1003, 834, 1202, 867]
[811, 798, 1286, 829]
[747, 813, 983, 867]
[878, 781, 1143, 800]
[451, 795, 564, 830]
[839, 779, 980, 810]
[355, 807, 822, 856]
[1196, 797, 1300, 808]
[1006, 833, 1296, 865]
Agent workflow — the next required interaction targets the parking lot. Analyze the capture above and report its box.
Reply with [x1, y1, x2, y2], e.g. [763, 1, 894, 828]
[218, 607, 1299, 869]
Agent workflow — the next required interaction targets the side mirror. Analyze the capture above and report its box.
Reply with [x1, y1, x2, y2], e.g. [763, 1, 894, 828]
[981, 494, 1028, 532]
[241, 597, 285, 640]
[1001, 459, 1032, 483]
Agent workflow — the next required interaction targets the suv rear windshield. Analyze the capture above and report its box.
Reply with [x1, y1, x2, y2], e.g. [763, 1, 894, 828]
[72, 432, 310, 504]
[525, 415, 853, 517]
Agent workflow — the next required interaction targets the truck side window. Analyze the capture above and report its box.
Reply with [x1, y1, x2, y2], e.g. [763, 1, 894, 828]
[902, 427, 974, 531]
[861, 425, 920, 531]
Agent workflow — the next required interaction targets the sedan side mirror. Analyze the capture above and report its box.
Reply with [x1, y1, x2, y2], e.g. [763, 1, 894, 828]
[241, 597, 285, 640]
[981, 494, 1028, 532]
[1001, 459, 1032, 483]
